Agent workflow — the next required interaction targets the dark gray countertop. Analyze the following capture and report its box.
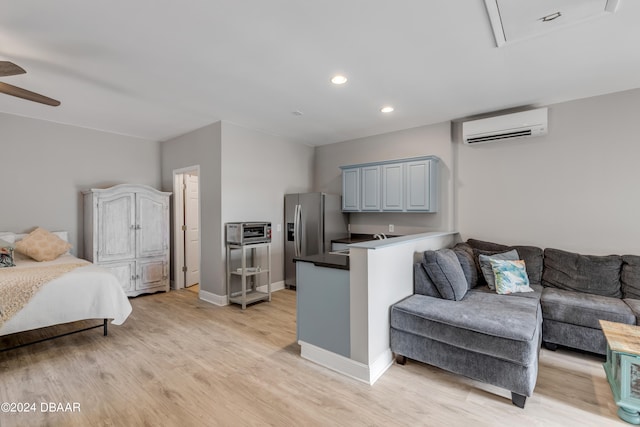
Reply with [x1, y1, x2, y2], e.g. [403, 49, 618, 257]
[294, 253, 350, 270]
[331, 234, 401, 244]
[331, 233, 375, 244]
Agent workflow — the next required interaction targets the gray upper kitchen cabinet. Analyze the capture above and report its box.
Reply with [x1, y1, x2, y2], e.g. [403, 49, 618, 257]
[405, 158, 436, 211]
[342, 167, 360, 211]
[340, 156, 439, 213]
[382, 162, 404, 211]
[361, 165, 381, 211]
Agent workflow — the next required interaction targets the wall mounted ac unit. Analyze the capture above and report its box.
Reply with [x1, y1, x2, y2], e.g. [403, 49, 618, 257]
[462, 108, 548, 145]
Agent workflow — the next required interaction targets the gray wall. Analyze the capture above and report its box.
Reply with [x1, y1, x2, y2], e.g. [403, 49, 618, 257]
[221, 122, 314, 293]
[161, 120, 314, 297]
[6, 86, 639, 295]
[0, 112, 160, 256]
[314, 121, 455, 236]
[315, 88, 640, 256]
[161, 121, 223, 296]
[456, 88, 640, 255]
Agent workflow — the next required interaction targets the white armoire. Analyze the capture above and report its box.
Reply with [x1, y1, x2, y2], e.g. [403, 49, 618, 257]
[83, 184, 171, 297]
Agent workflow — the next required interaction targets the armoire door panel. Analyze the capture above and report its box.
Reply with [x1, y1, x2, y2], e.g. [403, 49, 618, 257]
[97, 193, 136, 262]
[137, 194, 168, 258]
[138, 259, 168, 290]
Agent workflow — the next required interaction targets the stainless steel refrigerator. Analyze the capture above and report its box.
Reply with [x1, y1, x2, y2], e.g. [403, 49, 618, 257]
[284, 192, 348, 288]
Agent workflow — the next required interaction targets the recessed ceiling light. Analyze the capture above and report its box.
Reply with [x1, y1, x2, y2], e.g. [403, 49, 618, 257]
[380, 106, 394, 113]
[331, 75, 348, 85]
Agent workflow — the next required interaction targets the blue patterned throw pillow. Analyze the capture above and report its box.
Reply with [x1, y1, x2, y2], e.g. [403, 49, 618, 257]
[490, 259, 533, 295]
[0, 238, 16, 268]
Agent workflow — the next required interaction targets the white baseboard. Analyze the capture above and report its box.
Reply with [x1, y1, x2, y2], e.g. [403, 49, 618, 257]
[199, 281, 285, 307]
[369, 349, 394, 384]
[198, 289, 227, 306]
[298, 341, 393, 385]
[257, 280, 285, 293]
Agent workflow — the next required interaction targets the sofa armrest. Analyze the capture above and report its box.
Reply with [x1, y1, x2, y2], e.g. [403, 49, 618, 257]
[624, 298, 640, 325]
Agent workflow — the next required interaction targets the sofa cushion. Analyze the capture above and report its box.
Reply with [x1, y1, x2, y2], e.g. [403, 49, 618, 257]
[478, 250, 519, 290]
[413, 262, 441, 298]
[541, 287, 635, 329]
[423, 249, 468, 301]
[452, 243, 478, 288]
[474, 283, 543, 301]
[622, 255, 640, 299]
[467, 239, 544, 285]
[390, 291, 541, 365]
[542, 248, 622, 298]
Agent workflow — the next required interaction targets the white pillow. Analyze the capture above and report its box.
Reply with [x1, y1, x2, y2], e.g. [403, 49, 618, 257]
[0, 232, 16, 244]
[0, 231, 16, 243]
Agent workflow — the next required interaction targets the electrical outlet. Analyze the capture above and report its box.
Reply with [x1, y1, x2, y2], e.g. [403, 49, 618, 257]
[389, 224, 394, 233]
[276, 223, 281, 232]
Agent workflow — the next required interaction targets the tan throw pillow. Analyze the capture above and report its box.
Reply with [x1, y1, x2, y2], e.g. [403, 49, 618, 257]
[15, 227, 72, 262]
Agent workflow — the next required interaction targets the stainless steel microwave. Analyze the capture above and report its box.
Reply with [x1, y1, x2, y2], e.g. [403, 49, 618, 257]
[226, 222, 272, 245]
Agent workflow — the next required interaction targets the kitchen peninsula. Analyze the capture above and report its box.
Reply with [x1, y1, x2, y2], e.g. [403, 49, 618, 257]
[295, 253, 350, 357]
[295, 231, 459, 384]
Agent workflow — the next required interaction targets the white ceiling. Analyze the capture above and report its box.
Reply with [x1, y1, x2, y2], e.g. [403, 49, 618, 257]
[0, 1, 638, 146]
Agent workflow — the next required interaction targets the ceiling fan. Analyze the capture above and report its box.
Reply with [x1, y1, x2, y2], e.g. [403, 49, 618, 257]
[0, 61, 60, 106]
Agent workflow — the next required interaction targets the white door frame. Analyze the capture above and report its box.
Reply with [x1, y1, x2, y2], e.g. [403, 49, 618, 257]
[172, 165, 201, 291]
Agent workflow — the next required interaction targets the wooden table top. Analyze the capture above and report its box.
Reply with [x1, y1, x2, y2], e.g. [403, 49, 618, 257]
[600, 320, 640, 355]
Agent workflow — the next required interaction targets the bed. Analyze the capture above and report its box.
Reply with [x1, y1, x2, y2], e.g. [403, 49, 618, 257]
[0, 230, 132, 350]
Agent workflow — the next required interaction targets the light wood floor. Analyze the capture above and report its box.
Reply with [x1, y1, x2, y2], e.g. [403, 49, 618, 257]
[0, 289, 628, 426]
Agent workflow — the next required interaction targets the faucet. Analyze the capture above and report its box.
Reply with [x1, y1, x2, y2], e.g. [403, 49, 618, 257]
[373, 233, 387, 240]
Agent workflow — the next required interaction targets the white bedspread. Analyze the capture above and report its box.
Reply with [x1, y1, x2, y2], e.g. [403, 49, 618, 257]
[0, 254, 132, 336]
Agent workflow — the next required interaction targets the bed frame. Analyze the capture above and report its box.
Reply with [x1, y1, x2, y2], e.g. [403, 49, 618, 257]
[0, 319, 108, 353]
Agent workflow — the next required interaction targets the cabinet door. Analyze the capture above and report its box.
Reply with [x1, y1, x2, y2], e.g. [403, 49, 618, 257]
[96, 193, 136, 262]
[137, 258, 168, 291]
[101, 261, 136, 293]
[405, 159, 433, 211]
[342, 168, 360, 211]
[361, 165, 381, 211]
[382, 163, 404, 211]
[136, 193, 169, 258]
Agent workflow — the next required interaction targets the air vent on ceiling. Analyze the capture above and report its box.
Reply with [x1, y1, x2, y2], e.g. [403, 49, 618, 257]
[484, 0, 620, 47]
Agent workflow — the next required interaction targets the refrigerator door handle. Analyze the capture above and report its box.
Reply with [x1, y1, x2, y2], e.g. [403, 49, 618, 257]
[296, 204, 302, 257]
[293, 204, 298, 257]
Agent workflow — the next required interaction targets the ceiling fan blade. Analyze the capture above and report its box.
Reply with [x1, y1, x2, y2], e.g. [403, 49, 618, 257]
[0, 61, 26, 77]
[0, 81, 60, 106]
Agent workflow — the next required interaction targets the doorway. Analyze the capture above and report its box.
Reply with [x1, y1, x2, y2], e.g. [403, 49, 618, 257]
[172, 166, 201, 292]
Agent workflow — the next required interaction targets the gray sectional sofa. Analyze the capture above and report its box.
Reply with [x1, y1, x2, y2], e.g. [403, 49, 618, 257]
[390, 238, 640, 408]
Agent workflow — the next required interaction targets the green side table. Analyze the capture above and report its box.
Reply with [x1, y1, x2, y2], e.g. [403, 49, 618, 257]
[601, 320, 640, 424]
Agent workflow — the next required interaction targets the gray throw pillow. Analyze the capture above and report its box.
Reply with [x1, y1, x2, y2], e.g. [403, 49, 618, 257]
[413, 262, 442, 298]
[452, 243, 478, 289]
[422, 249, 468, 301]
[478, 249, 519, 290]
